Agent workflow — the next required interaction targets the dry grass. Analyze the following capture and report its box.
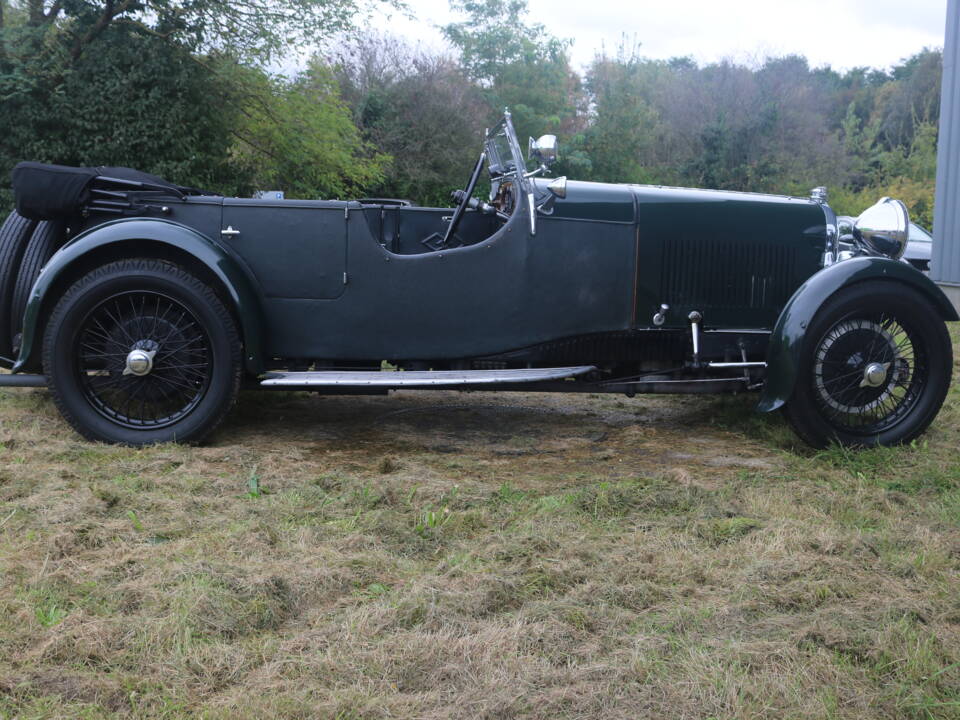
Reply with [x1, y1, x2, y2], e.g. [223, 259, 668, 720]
[2, 330, 960, 718]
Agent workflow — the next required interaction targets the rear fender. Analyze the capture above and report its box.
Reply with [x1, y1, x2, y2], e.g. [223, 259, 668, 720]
[758, 256, 958, 412]
[13, 218, 265, 375]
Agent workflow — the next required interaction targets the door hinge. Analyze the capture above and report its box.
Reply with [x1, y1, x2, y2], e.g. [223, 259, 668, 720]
[343, 271, 349, 285]
[344, 206, 349, 220]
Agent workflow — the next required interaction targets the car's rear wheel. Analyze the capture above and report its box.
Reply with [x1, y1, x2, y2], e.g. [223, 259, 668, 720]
[43, 259, 242, 445]
[781, 281, 952, 448]
[0, 212, 38, 361]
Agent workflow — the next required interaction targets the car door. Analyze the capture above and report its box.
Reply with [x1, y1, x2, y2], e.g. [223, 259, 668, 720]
[257, 199, 637, 361]
[220, 198, 348, 300]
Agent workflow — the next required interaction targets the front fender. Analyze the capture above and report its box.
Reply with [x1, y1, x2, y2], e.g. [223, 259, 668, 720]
[13, 218, 265, 375]
[757, 256, 958, 412]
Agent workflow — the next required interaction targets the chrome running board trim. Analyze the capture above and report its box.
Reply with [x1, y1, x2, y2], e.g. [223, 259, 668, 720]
[260, 366, 596, 387]
[706, 361, 767, 369]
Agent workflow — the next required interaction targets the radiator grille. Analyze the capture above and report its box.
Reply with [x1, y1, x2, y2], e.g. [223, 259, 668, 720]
[660, 236, 798, 310]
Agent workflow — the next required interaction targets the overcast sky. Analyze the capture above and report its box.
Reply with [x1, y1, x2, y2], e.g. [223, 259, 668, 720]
[366, 0, 948, 72]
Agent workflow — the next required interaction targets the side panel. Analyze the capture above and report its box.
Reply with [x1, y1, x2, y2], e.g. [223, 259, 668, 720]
[533, 179, 636, 223]
[262, 207, 638, 360]
[13, 218, 266, 374]
[758, 256, 960, 412]
[221, 199, 349, 299]
[631, 186, 827, 329]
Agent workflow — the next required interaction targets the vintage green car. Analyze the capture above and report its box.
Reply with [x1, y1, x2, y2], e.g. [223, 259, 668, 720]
[0, 110, 955, 447]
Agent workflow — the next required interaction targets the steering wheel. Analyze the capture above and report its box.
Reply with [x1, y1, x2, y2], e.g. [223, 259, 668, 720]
[441, 151, 486, 248]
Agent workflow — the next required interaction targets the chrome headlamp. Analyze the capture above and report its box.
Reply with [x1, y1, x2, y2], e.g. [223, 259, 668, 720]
[853, 197, 910, 261]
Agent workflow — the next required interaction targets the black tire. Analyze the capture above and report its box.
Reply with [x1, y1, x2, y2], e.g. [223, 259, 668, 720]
[43, 259, 242, 446]
[0, 212, 38, 361]
[10, 220, 65, 355]
[782, 280, 952, 448]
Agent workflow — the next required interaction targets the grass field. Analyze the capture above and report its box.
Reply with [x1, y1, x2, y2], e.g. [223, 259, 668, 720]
[2, 332, 960, 719]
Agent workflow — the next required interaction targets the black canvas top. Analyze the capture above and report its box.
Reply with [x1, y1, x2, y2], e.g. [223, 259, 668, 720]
[11, 162, 213, 221]
[95, 166, 190, 191]
[12, 162, 98, 221]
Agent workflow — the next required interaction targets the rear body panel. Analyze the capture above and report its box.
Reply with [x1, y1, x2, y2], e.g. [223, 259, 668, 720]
[14, 214, 266, 374]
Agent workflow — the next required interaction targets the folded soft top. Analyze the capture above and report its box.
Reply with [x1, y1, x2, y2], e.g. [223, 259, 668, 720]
[11, 162, 215, 221]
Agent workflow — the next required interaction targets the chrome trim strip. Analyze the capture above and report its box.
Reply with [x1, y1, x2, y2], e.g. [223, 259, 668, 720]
[618, 377, 747, 386]
[707, 361, 767, 369]
[261, 366, 596, 387]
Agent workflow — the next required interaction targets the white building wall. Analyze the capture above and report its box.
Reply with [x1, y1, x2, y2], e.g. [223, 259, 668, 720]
[933, 0, 960, 307]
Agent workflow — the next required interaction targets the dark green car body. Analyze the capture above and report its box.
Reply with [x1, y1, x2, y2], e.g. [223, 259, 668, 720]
[11, 173, 956, 415]
[3, 109, 954, 449]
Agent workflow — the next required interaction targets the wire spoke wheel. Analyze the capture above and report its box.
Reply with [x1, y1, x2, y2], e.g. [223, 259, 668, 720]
[812, 312, 925, 435]
[782, 280, 951, 448]
[44, 259, 241, 446]
[74, 290, 212, 429]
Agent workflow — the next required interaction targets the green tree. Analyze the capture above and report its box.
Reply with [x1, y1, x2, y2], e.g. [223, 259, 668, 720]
[230, 58, 389, 199]
[442, 0, 582, 146]
[0, 0, 399, 210]
[334, 34, 489, 205]
[0, 27, 250, 210]
[878, 48, 942, 150]
[1, 0, 396, 68]
[831, 50, 943, 227]
[579, 47, 663, 183]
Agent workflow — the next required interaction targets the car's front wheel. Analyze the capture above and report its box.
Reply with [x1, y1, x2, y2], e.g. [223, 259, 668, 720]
[43, 259, 242, 445]
[781, 280, 952, 448]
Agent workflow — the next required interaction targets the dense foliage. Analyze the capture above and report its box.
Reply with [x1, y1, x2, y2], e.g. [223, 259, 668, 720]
[0, 0, 393, 208]
[0, 0, 946, 226]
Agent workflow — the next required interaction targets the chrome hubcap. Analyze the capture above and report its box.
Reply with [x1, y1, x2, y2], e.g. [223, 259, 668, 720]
[860, 361, 890, 389]
[123, 347, 156, 377]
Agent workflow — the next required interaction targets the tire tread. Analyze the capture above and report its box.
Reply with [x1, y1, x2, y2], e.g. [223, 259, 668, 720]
[10, 220, 65, 353]
[0, 212, 38, 359]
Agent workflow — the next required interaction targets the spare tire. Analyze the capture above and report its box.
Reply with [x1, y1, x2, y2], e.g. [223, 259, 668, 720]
[0, 211, 38, 362]
[10, 220, 65, 355]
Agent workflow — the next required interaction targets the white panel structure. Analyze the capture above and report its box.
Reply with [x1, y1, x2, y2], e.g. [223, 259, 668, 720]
[934, 0, 960, 307]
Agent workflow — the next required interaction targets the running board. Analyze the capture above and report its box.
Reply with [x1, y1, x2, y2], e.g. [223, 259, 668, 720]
[260, 366, 596, 388]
